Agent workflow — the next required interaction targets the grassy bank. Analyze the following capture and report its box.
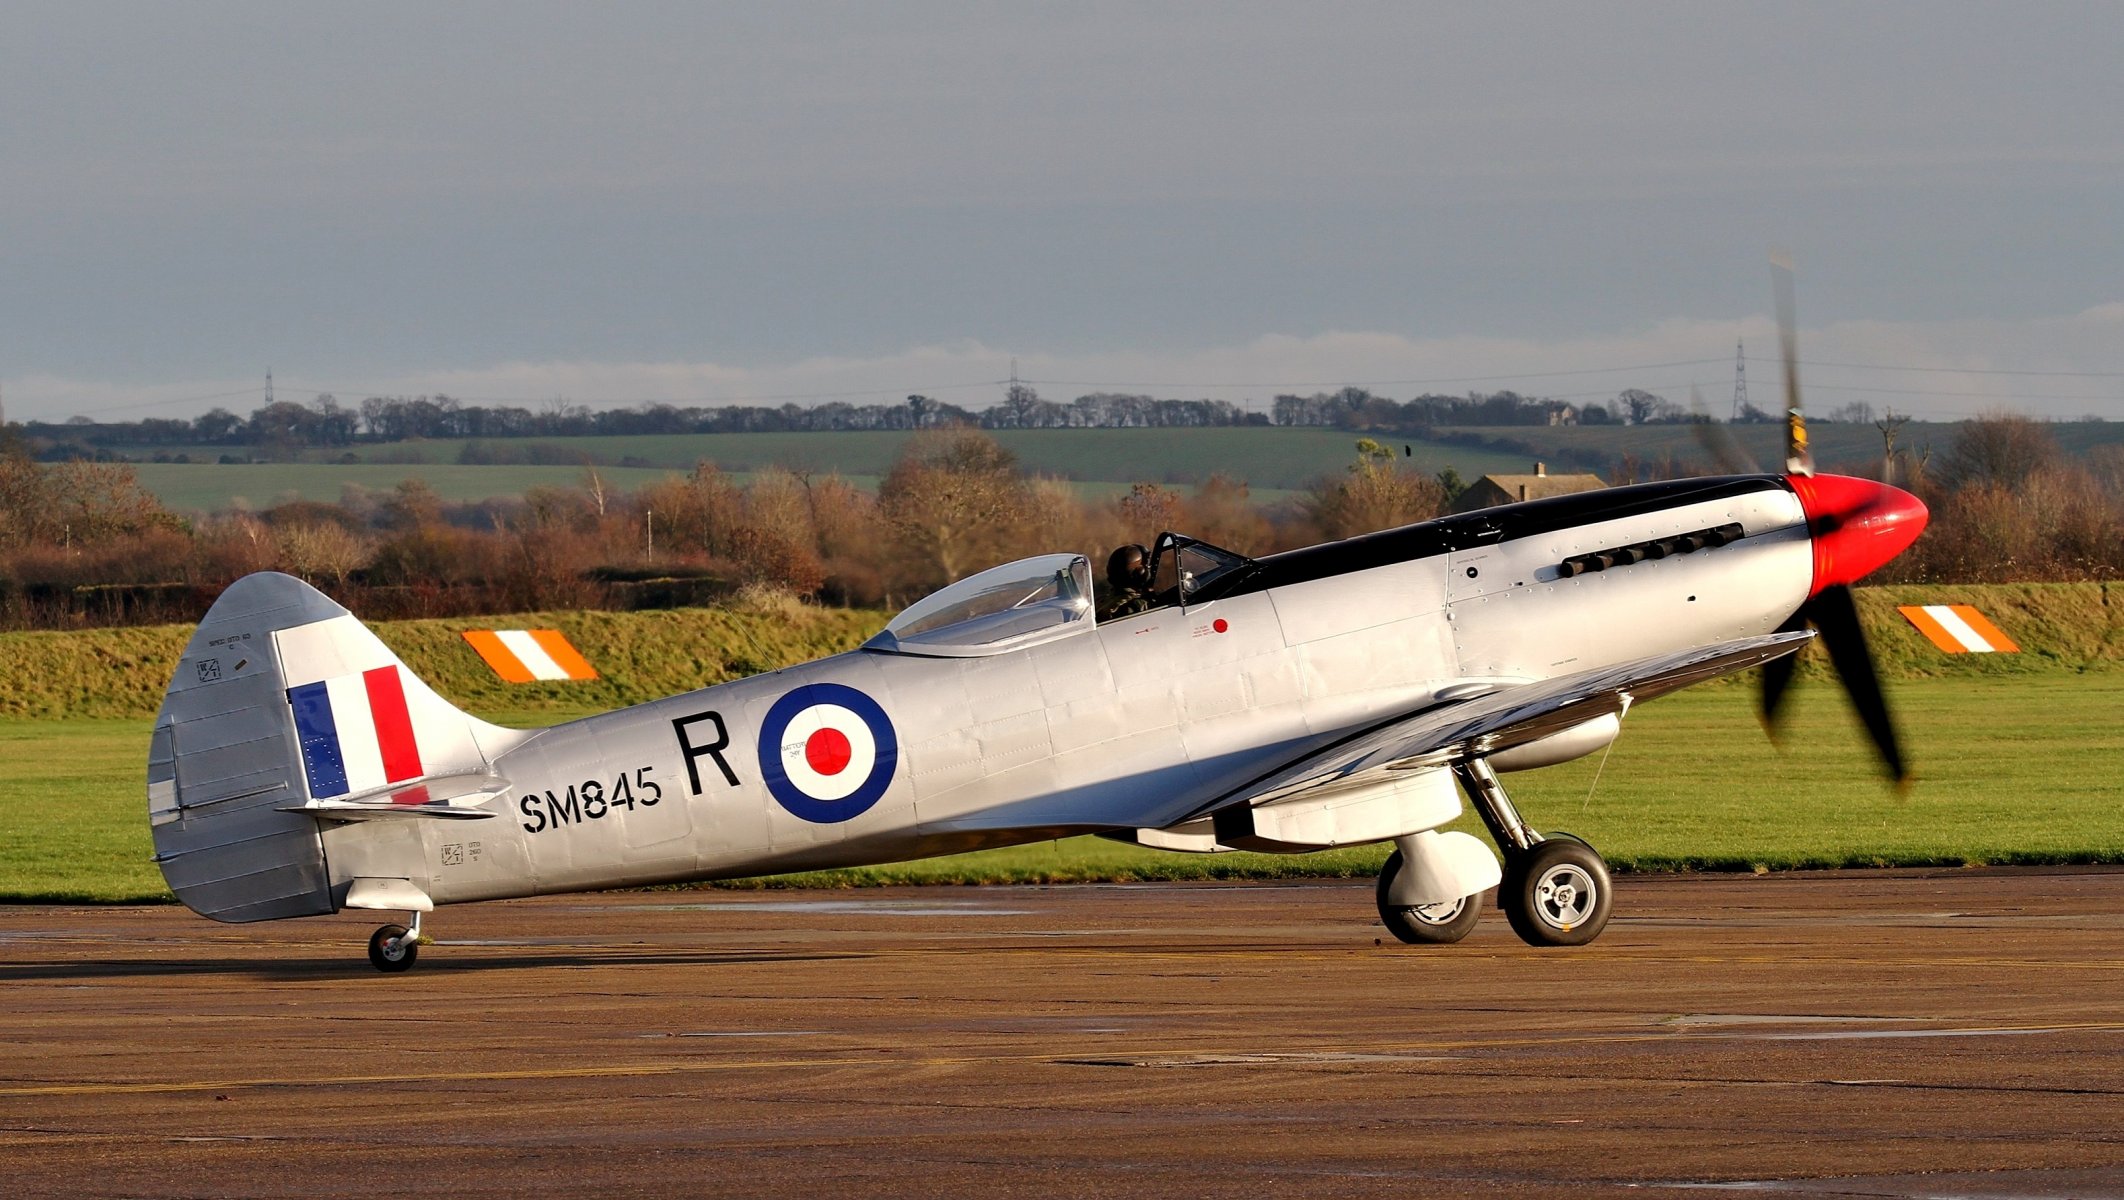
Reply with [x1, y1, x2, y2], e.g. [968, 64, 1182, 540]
[0, 601, 890, 721]
[9, 581, 2124, 723]
[1841, 582, 2124, 679]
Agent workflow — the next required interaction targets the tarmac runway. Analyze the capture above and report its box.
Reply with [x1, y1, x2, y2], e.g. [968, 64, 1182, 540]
[3, 869, 2124, 1198]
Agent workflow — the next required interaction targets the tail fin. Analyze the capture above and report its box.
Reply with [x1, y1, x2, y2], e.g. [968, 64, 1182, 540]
[149, 573, 528, 922]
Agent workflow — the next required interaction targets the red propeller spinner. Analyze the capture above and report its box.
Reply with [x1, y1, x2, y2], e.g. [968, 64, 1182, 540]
[1786, 474, 1929, 595]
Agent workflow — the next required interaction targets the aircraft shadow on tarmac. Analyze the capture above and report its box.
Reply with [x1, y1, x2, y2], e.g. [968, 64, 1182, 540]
[0, 949, 868, 982]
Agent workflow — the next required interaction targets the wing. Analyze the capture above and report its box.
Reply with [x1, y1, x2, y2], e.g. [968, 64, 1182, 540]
[1191, 630, 1812, 818]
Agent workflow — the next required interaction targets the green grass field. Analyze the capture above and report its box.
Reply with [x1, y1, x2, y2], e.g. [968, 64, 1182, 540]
[120, 428, 1525, 514]
[100, 419, 2124, 518]
[6, 674, 2120, 904]
[1428, 418, 2124, 474]
[128, 462, 1274, 515]
[7, 582, 2122, 902]
[1433, 421, 1920, 474]
[327, 427, 1532, 488]
[129, 461, 683, 511]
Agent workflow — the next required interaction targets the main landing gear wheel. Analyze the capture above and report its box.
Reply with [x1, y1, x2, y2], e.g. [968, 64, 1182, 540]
[1499, 836, 1612, 948]
[368, 923, 419, 973]
[1375, 849, 1483, 945]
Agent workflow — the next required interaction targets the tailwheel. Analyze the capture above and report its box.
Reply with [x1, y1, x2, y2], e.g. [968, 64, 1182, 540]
[367, 920, 420, 973]
[1375, 849, 1483, 945]
[1499, 835, 1612, 947]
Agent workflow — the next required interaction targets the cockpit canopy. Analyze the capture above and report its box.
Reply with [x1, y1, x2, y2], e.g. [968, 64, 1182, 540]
[1146, 531, 1255, 606]
[864, 553, 1094, 657]
[861, 533, 1258, 656]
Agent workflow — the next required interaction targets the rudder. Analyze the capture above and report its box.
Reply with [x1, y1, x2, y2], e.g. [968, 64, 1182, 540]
[149, 572, 522, 922]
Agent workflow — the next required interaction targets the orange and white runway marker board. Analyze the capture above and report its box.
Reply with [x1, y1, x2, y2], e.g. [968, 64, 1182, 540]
[461, 630, 600, 682]
[1896, 605, 2020, 654]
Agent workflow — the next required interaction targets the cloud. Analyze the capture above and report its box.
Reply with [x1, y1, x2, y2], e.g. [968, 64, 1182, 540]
[11, 305, 2124, 426]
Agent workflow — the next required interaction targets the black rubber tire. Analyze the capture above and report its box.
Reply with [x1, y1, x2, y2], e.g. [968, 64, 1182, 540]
[1499, 836, 1613, 947]
[1375, 849, 1484, 945]
[368, 923, 419, 973]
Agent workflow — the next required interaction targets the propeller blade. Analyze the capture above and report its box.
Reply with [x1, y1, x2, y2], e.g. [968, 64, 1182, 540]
[1807, 583, 1908, 784]
[1758, 611, 1807, 735]
[1771, 251, 1813, 477]
[1690, 385, 1761, 475]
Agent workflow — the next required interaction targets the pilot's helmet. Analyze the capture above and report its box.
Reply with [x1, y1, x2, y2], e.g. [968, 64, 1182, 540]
[1107, 543, 1149, 589]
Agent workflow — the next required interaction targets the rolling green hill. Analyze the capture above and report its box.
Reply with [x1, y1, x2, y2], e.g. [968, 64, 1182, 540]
[304, 427, 1534, 486]
[129, 461, 684, 511]
[126, 461, 1303, 514]
[108, 418, 2124, 518]
[119, 428, 1527, 514]
[1439, 417, 2124, 475]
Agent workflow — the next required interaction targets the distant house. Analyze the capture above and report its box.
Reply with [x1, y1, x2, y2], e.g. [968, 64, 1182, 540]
[1450, 462, 1607, 513]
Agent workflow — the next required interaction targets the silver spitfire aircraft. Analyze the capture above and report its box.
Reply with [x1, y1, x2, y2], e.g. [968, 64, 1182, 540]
[148, 470, 1926, 970]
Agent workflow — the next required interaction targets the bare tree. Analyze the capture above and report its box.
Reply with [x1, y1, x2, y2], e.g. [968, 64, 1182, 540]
[878, 429, 1030, 585]
[275, 522, 369, 587]
[1936, 413, 2059, 491]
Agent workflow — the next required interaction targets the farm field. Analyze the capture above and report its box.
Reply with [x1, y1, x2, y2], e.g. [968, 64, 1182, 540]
[96, 419, 2124, 518]
[315, 427, 1537, 483]
[130, 461, 682, 512]
[126, 462, 1240, 514]
[118, 427, 1529, 514]
[1435, 420, 1937, 474]
[5, 673, 2121, 904]
[1438, 417, 2124, 474]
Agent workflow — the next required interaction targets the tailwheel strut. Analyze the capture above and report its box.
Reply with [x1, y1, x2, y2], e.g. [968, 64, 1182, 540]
[1454, 758, 1614, 947]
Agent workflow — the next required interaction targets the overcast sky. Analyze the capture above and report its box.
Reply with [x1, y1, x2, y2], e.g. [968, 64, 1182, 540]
[7, 1, 2124, 423]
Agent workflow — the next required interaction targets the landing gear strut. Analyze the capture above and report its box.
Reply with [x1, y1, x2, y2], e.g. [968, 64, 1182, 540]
[367, 911, 423, 973]
[1454, 759, 1614, 947]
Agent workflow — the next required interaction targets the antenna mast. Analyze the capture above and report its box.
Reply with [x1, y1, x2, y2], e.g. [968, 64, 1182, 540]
[1730, 338, 1748, 422]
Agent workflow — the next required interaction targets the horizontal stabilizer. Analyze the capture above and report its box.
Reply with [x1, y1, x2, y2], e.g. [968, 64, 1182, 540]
[281, 800, 498, 822]
[278, 773, 507, 821]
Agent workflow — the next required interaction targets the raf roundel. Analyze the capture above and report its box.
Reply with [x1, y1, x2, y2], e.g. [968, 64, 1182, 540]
[756, 683, 900, 823]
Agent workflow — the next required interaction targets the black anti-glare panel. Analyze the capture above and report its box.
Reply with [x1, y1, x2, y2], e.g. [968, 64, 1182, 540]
[1197, 474, 1790, 602]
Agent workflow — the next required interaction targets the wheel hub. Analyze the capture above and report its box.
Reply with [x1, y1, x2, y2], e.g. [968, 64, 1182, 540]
[1532, 864, 1597, 930]
[1403, 897, 1467, 926]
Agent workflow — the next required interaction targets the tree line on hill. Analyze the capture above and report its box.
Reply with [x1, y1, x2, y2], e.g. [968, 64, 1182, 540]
[16, 383, 1793, 464]
[1, 415, 2115, 631]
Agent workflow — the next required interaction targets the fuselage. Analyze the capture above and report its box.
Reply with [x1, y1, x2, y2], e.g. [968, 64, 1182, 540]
[317, 473, 1847, 907]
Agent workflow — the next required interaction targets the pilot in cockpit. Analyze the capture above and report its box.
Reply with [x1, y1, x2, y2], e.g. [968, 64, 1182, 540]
[1098, 543, 1155, 621]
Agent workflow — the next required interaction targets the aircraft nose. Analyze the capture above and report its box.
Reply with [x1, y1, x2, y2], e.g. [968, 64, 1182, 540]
[1788, 473, 1929, 594]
